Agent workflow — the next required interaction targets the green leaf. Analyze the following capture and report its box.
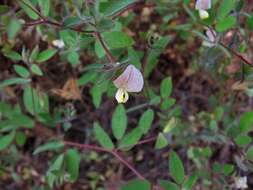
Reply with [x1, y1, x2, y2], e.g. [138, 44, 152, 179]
[215, 16, 237, 32]
[94, 122, 114, 150]
[246, 15, 253, 30]
[239, 111, 253, 134]
[15, 131, 26, 146]
[121, 179, 151, 190]
[14, 65, 30, 78]
[144, 36, 171, 78]
[46, 154, 64, 188]
[97, 18, 115, 32]
[7, 18, 22, 39]
[67, 51, 80, 66]
[223, 164, 234, 176]
[119, 127, 143, 150]
[3, 50, 22, 61]
[246, 146, 253, 161]
[169, 151, 185, 184]
[65, 148, 80, 182]
[23, 86, 49, 115]
[183, 174, 198, 190]
[0, 131, 15, 151]
[159, 180, 180, 190]
[138, 109, 154, 135]
[160, 77, 173, 99]
[112, 104, 127, 140]
[10, 114, 34, 128]
[18, 0, 39, 20]
[155, 133, 168, 149]
[36, 49, 57, 63]
[95, 31, 134, 58]
[33, 141, 64, 155]
[103, 0, 135, 16]
[78, 72, 97, 86]
[0, 78, 31, 89]
[38, 0, 50, 16]
[217, 0, 236, 20]
[161, 98, 176, 110]
[90, 84, 103, 108]
[31, 64, 43, 76]
[235, 135, 251, 147]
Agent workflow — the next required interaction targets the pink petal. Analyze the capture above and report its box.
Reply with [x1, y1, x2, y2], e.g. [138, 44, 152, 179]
[206, 28, 216, 43]
[195, 0, 211, 10]
[113, 64, 144, 92]
[113, 65, 132, 88]
[125, 65, 144, 92]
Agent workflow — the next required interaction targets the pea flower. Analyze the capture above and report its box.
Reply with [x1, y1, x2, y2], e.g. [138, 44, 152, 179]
[195, 0, 211, 19]
[113, 64, 144, 103]
[52, 39, 65, 49]
[235, 176, 248, 189]
[203, 28, 217, 47]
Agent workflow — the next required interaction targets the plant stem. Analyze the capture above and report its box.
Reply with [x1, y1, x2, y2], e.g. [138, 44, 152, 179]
[64, 140, 145, 179]
[94, 32, 115, 63]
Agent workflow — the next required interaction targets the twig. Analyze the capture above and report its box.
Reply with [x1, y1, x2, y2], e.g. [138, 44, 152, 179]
[94, 32, 115, 63]
[206, 25, 253, 68]
[112, 1, 156, 20]
[220, 42, 253, 68]
[64, 140, 145, 179]
[136, 136, 157, 146]
[18, 0, 94, 34]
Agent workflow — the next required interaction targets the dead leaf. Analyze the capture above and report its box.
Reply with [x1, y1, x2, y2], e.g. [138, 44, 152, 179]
[51, 78, 82, 101]
[232, 81, 249, 91]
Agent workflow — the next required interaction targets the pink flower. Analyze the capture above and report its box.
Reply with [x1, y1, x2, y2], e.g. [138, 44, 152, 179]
[195, 0, 212, 19]
[113, 64, 144, 103]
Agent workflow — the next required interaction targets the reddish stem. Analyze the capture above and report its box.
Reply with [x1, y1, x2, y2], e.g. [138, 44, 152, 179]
[94, 32, 115, 63]
[136, 136, 157, 146]
[112, 2, 156, 20]
[64, 140, 145, 179]
[220, 42, 253, 68]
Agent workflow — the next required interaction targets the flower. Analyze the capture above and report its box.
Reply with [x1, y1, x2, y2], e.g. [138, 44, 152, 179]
[113, 64, 144, 103]
[203, 28, 217, 47]
[52, 39, 65, 48]
[195, 0, 211, 19]
[235, 176, 248, 189]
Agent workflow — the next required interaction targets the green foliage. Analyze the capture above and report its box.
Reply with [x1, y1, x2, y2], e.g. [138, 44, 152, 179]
[0, 131, 15, 151]
[112, 104, 127, 140]
[1, 0, 253, 189]
[0, 78, 30, 89]
[14, 65, 30, 78]
[65, 148, 81, 182]
[95, 31, 134, 58]
[119, 127, 142, 150]
[18, 0, 39, 20]
[138, 109, 154, 135]
[155, 133, 168, 149]
[160, 77, 173, 99]
[33, 141, 64, 155]
[159, 180, 179, 190]
[169, 151, 185, 184]
[94, 122, 114, 150]
[36, 49, 57, 63]
[121, 179, 151, 190]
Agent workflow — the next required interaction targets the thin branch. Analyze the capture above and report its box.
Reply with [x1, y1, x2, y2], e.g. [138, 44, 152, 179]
[94, 32, 115, 63]
[220, 42, 253, 68]
[64, 140, 145, 179]
[111, 150, 145, 179]
[136, 136, 157, 146]
[18, 0, 94, 34]
[206, 25, 253, 68]
[112, 1, 156, 20]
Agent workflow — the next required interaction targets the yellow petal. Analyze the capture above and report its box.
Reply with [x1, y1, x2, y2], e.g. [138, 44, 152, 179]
[115, 88, 129, 103]
[199, 10, 209, 19]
